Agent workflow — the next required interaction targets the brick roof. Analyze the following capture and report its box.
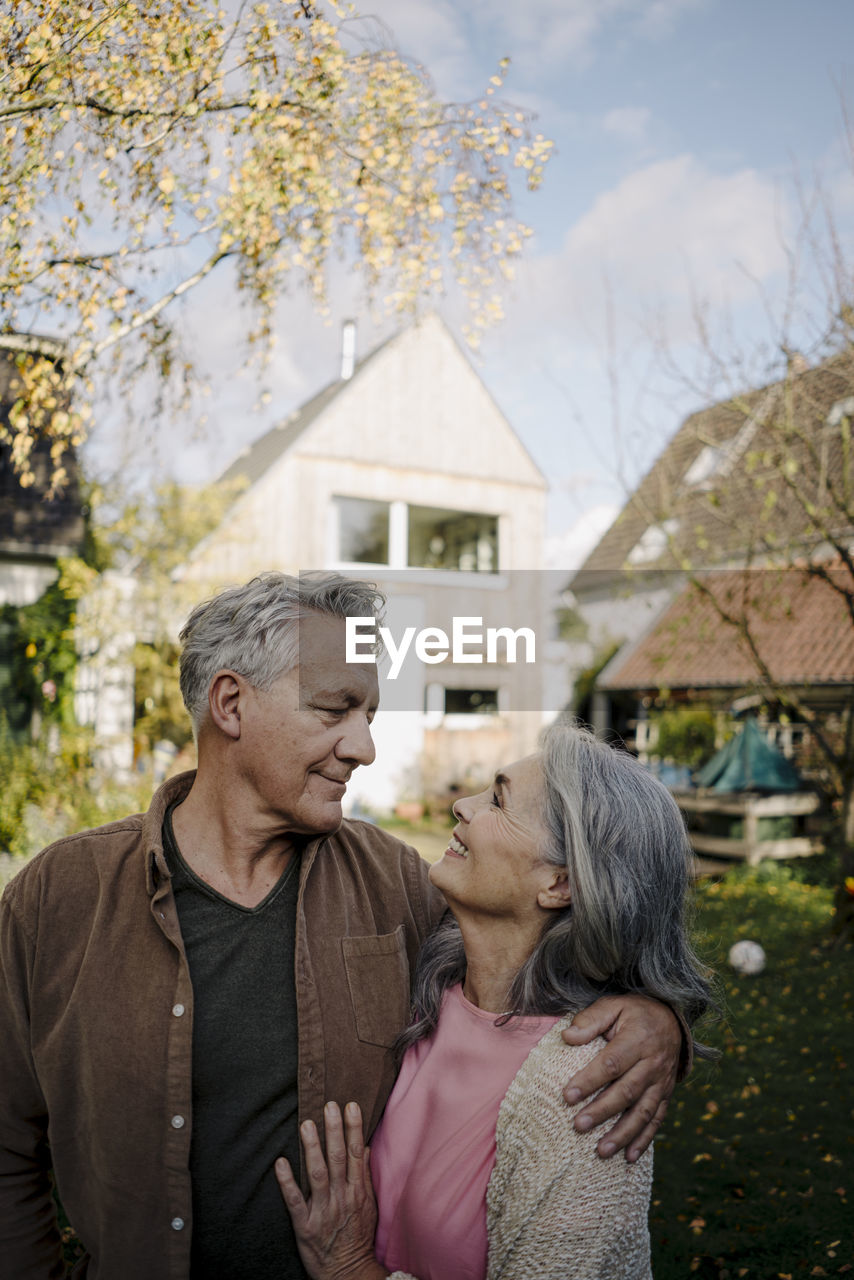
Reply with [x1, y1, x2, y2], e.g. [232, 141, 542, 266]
[599, 565, 854, 690]
[571, 350, 854, 590]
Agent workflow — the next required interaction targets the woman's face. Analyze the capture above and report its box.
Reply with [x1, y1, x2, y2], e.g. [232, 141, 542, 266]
[429, 754, 568, 925]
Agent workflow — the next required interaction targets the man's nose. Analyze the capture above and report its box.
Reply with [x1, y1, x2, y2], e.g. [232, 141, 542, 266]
[337, 715, 376, 767]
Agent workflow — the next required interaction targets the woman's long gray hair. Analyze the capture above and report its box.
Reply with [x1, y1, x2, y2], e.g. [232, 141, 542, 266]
[399, 721, 719, 1058]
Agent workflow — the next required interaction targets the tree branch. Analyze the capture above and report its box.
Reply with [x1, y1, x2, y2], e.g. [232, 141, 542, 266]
[686, 571, 844, 773]
[72, 246, 233, 368]
[0, 93, 259, 122]
[0, 331, 66, 360]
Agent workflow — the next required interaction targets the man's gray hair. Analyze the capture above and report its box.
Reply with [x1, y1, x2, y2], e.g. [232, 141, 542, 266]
[178, 571, 385, 734]
[400, 721, 719, 1056]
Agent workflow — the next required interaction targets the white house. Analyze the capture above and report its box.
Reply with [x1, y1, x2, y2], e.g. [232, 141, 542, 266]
[182, 312, 549, 811]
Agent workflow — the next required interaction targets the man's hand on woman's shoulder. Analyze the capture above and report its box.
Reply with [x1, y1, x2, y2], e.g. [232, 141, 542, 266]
[560, 994, 683, 1163]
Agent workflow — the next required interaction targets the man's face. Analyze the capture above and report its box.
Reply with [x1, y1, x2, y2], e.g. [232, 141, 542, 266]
[238, 613, 379, 837]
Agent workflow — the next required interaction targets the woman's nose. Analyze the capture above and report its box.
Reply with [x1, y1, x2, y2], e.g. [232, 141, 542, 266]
[452, 792, 477, 823]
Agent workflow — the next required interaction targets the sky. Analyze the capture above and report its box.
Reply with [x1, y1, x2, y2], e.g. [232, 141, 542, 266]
[115, 0, 854, 570]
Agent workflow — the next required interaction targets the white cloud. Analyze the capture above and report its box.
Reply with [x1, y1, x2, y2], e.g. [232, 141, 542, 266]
[634, 0, 704, 35]
[478, 151, 794, 519]
[350, 0, 473, 96]
[601, 106, 652, 141]
[481, 0, 610, 68]
[567, 155, 785, 292]
[510, 154, 789, 347]
[352, 0, 707, 90]
[545, 503, 621, 570]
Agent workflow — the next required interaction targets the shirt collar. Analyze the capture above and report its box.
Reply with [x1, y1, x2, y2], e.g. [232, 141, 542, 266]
[143, 770, 196, 897]
[141, 770, 335, 896]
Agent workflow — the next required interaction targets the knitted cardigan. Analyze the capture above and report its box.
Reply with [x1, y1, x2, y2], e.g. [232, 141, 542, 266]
[387, 1017, 653, 1280]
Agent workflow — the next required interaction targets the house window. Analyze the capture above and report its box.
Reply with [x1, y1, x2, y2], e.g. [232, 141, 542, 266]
[443, 688, 499, 715]
[827, 397, 854, 427]
[683, 444, 729, 489]
[334, 496, 390, 564]
[626, 519, 680, 566]
[408, 505, 498, 572]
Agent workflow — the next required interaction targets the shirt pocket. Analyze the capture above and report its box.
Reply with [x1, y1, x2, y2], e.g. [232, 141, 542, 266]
[342, 925, 411, 1048]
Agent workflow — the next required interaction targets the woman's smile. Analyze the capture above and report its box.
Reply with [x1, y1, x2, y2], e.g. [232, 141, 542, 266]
[444, 832, 469, 859]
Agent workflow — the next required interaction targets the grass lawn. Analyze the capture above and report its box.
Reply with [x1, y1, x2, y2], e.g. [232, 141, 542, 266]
[390, 817, 854, 1275]
[52, 816, 851, 1277]
[651, 861, 853, 1279]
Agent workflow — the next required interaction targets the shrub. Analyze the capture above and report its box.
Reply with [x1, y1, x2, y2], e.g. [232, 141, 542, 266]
[653, 703, 719, 769]
[0, 720, 151, 872]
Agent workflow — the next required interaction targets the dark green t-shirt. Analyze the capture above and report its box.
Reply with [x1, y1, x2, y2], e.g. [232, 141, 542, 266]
[163, 806, 306, 1280]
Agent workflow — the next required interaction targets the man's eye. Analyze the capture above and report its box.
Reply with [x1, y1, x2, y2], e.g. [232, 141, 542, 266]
[319, 706, 347, 716]
[491, 792, 501, 807]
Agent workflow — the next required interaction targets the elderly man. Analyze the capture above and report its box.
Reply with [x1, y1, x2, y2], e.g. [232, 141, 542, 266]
[0, 572, 683, 1279]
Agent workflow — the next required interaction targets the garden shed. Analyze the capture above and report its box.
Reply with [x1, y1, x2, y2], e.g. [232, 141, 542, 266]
[674, 718, 821, 865]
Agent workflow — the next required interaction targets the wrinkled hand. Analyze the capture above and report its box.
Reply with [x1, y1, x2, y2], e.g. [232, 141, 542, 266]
[561, 995, 682, 1162]
[275, 1101, 385, 1280]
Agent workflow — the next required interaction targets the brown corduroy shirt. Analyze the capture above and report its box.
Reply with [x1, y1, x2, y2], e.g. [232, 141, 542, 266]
[0, 771, 444, 1280]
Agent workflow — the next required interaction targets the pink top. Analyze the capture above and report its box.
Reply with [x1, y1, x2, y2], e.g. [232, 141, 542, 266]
[371, 984, 559, 1280]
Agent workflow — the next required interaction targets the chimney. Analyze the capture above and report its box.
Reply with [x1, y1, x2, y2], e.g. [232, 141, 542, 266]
[340, 319, 356, 380]
[783, 347, 809, 376]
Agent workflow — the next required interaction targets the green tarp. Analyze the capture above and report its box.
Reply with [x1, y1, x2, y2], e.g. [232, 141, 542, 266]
[694, 717, 803, 792]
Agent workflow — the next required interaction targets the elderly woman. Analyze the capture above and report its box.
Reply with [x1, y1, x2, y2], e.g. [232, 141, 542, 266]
[276, 722, 717, 1280]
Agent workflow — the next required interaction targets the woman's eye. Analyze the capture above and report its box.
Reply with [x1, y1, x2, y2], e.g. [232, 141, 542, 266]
[491, 792, 501, 808]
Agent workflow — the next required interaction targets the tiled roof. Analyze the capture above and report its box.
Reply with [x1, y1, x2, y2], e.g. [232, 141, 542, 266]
[571, 351, 854, 590]
[0, 350, 85, 559]
[599, 565, 854, 690]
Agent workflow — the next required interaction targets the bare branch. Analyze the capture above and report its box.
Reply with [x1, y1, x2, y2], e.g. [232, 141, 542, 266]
[685, 571, 843, 771]
[78, 247, 232, 367]
[0, 331, 66, 360]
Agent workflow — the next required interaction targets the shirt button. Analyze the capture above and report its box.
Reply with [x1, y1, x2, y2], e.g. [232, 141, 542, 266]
[171, 1115, 185, 1129]
[171, 1217, 185, 1231]
[172, 1004, 185, 1017]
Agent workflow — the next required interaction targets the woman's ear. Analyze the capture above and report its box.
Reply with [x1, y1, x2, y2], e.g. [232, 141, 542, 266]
[208, 670, 243, 740]
[537, 869, 572, 912]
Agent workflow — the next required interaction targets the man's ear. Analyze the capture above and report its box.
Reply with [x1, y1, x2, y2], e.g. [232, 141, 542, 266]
[208, 671, 243, 740]
[537, 869, 572, 912]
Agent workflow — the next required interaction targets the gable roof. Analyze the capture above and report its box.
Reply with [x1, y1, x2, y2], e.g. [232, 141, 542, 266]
[218, 313, 545, 490]
[572, 349, 854, 591]
[218, 333, 394, 487]
[598, 565, 854, 691]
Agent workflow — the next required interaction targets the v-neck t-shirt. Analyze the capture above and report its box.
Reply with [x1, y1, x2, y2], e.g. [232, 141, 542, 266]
[162, 805, 306, 1280]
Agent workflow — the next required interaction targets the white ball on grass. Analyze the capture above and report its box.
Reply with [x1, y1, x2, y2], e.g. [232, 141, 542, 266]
[728, 939, 766, 975]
